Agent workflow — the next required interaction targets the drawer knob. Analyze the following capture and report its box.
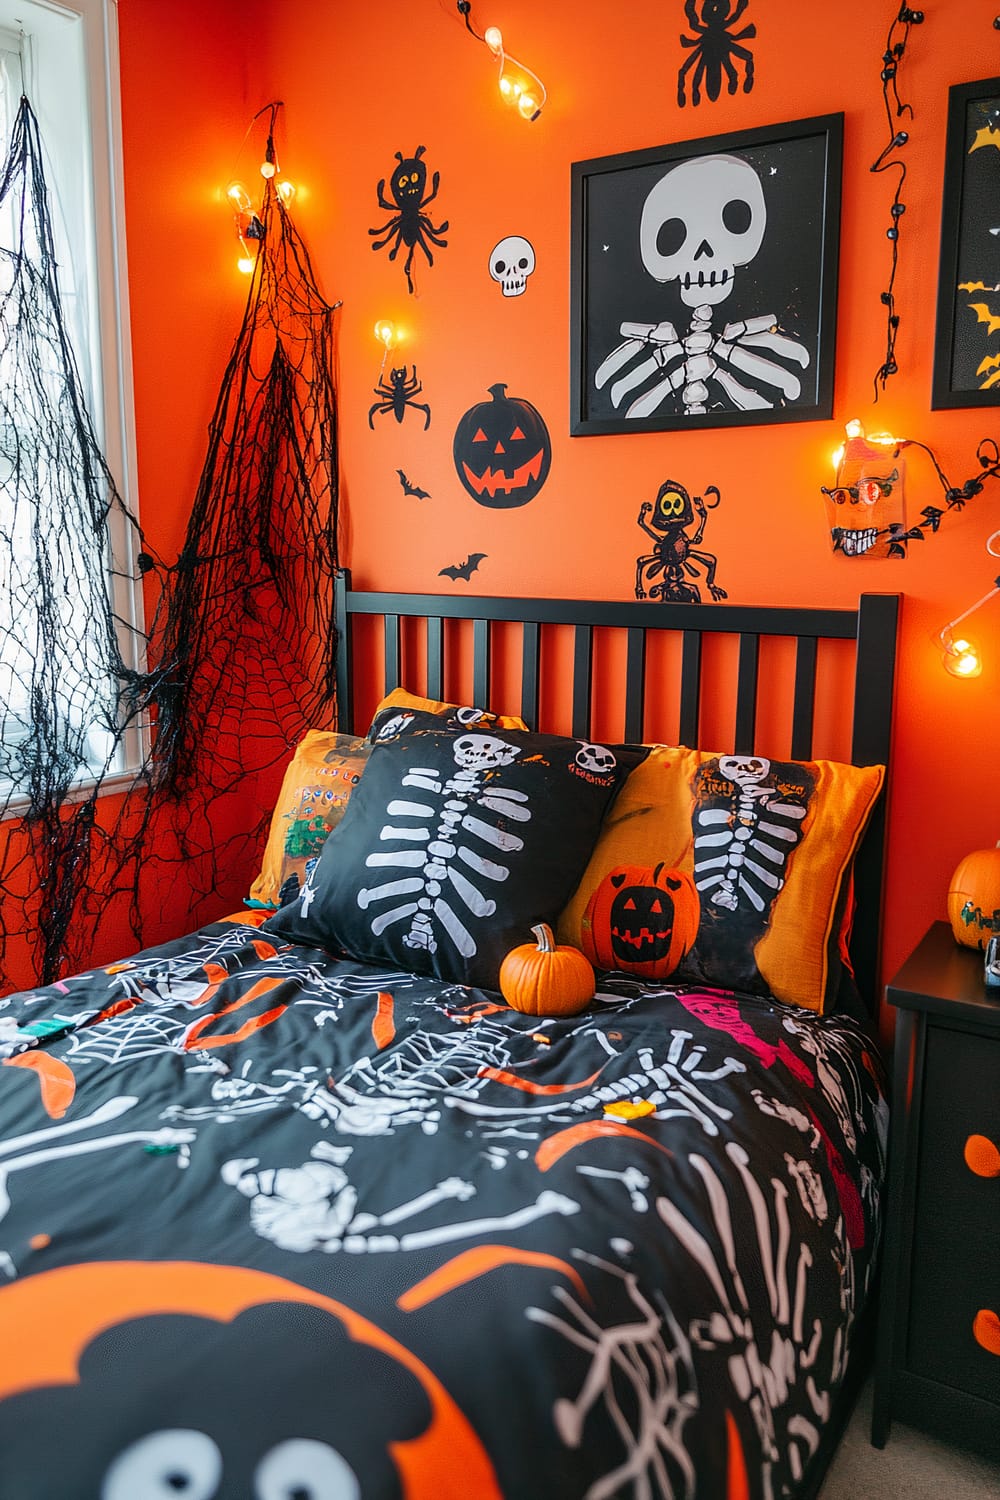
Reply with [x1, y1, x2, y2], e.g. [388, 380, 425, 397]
[973, 1309, 1000, 1357]
[964, 1133, 1000, 1178]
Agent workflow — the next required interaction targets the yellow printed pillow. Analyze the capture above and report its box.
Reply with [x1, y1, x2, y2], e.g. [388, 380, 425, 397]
[558, 745, 884, 1013]
[366, 687, 528, 742]
[247, 730, 372, 911]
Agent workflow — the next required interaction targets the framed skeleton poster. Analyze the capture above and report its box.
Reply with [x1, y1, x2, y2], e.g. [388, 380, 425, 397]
[931, 77, 1000, 409]
[570, 114, 843, 435]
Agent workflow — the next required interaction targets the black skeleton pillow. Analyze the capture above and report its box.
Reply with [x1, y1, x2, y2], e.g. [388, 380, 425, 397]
[263, 727, 649, 990]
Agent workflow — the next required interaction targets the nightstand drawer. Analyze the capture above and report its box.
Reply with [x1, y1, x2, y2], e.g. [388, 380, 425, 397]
[907, 1022, 1000, 1403]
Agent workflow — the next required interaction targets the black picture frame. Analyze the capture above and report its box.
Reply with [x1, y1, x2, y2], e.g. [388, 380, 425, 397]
[932, 77, 1000, 410]
[570, 114, 843, 436]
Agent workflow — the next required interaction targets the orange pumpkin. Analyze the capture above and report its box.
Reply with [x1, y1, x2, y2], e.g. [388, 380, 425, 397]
[499, 923, 595, 1016]
[947, 843, 1000, 950]
[581, 861, 700, 979]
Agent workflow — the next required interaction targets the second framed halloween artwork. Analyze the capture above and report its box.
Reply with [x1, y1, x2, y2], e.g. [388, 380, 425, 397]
[570, 113, 843, 436]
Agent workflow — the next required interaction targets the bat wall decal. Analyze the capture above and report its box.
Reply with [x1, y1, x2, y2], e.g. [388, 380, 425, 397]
[397, 469, 430, 499]
[969, 302, 1000, 337]
[439, 553, 486, 582]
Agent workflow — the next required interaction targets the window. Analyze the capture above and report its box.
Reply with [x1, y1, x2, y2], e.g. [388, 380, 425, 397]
[0, 0, 142, 800]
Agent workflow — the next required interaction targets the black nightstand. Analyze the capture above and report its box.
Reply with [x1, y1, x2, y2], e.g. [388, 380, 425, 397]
[872, 921, 1000, 1461]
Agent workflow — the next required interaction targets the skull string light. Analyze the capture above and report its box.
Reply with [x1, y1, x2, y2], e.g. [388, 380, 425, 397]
[821, 422, 1000, 559]
[868, 4, 924, 398]
[456, 1, 547, 122]
[225, 101, 296, 277]
[595, 152, 810, 418]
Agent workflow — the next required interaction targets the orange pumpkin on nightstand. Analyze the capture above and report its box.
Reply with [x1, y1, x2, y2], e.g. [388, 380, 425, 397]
[947, 842, 1000, 950]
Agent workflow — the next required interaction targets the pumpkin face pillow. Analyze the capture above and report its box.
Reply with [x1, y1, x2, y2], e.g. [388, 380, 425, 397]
[560, 745, 884, 1013]
[264, 727, 648, 991]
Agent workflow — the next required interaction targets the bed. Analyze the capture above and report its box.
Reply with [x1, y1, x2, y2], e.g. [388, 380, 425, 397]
[0, 576, 900, 1500]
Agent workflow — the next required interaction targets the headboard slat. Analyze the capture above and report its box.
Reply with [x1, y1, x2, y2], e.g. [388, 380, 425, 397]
[572, 625, 594, 739]
[384, 614, 400, 694]
[473, 618, 490, 707]
[734, 634, 761, 753]
[791, 636, 818, 760]
[624, 627, 646, 743]
[679, 630, 702, 746]
[520, 621, 540, 730]
[426, 615, 444, 701]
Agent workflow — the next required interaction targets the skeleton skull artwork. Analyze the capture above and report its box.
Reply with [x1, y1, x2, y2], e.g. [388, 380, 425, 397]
[594, 149, 812, 420]
[639, 154, 766, 308]
[489, 235, 535, 297]
[575, 742, 617, 775]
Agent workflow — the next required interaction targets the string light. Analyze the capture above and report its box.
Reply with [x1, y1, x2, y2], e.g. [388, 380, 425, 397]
[457, 2, 546, 121]
[224, 101, 298, 276]
[374, 319, 402, 377]
[869, 4, 924, 398]
[938, 528, 1000, 679]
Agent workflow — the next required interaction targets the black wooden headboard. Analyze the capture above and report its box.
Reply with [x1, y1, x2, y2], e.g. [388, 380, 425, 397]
[333, 571, 900, 1012]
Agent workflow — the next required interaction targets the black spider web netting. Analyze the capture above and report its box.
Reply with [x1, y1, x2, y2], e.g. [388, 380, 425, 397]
[0, 97, 340, 992]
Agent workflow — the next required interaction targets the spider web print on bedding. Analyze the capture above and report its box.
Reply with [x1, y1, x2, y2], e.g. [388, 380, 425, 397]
[0, 99, 341, 990]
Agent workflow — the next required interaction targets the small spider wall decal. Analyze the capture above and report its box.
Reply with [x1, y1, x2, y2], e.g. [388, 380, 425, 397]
[368, 365, 432, 429]
[368, 145, 449, 294]
[677, 0, 756, 108]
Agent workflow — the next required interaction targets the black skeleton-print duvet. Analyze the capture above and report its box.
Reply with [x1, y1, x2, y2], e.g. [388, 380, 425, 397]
[0, 918, 887, 1500]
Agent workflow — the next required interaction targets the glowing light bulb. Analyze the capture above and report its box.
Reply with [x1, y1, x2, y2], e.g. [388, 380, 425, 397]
[518, 92, 538, 119]
[276, 179, 296, 204]
[831, 445, 845, 469]
[237, 254, 255, 275]
[374, 319, 397, 349]
[226, 180, 252, 212]
[484, 25, 503, 53]
[942, 633, 983, 678]
[845, 418, 864, 440]
[260, 160, 276, 179]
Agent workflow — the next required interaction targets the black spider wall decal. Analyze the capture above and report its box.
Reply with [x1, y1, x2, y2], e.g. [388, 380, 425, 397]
[369, 145, 449, 294]
[369, 365, 432, 429]
[634, 479, 727, 602]
[677, 0, 756, 107]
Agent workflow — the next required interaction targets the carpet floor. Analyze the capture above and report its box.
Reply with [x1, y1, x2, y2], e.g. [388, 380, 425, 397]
[819, 1376, 1000, 1498]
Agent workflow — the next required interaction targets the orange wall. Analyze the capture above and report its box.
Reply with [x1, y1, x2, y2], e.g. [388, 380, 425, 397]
[113, 1, 1000, 1004]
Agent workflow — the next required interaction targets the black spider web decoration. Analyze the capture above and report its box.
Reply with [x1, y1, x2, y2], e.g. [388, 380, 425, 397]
[0, 94, 165, 988]
[150, 110, 342, 801]
[0, 97, 341, 990]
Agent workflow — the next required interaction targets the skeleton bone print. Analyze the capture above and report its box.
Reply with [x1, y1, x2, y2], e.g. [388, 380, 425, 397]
[356, 733, 531, 958]
[685, 756, 815, 995]
[0, 908, 886, 1499]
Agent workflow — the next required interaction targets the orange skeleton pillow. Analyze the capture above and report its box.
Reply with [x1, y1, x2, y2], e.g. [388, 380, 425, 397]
[560, 745, 884, 1013]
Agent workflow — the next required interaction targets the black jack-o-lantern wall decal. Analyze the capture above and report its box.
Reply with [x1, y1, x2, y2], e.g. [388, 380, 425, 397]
[369, 146, 449, 295]
[635, 478, 727, 601]
[453, 383, 552, 508]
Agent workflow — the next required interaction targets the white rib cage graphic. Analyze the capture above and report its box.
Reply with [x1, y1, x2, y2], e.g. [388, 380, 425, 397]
[356, 734, 531, 958]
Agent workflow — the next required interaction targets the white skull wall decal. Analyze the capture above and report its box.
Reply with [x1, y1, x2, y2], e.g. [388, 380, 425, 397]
[594, 150, 812, 419]
[489, 235, 535, 297]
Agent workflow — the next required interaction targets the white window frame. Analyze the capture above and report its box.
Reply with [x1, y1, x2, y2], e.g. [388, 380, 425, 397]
[0, 0, 144, 808]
